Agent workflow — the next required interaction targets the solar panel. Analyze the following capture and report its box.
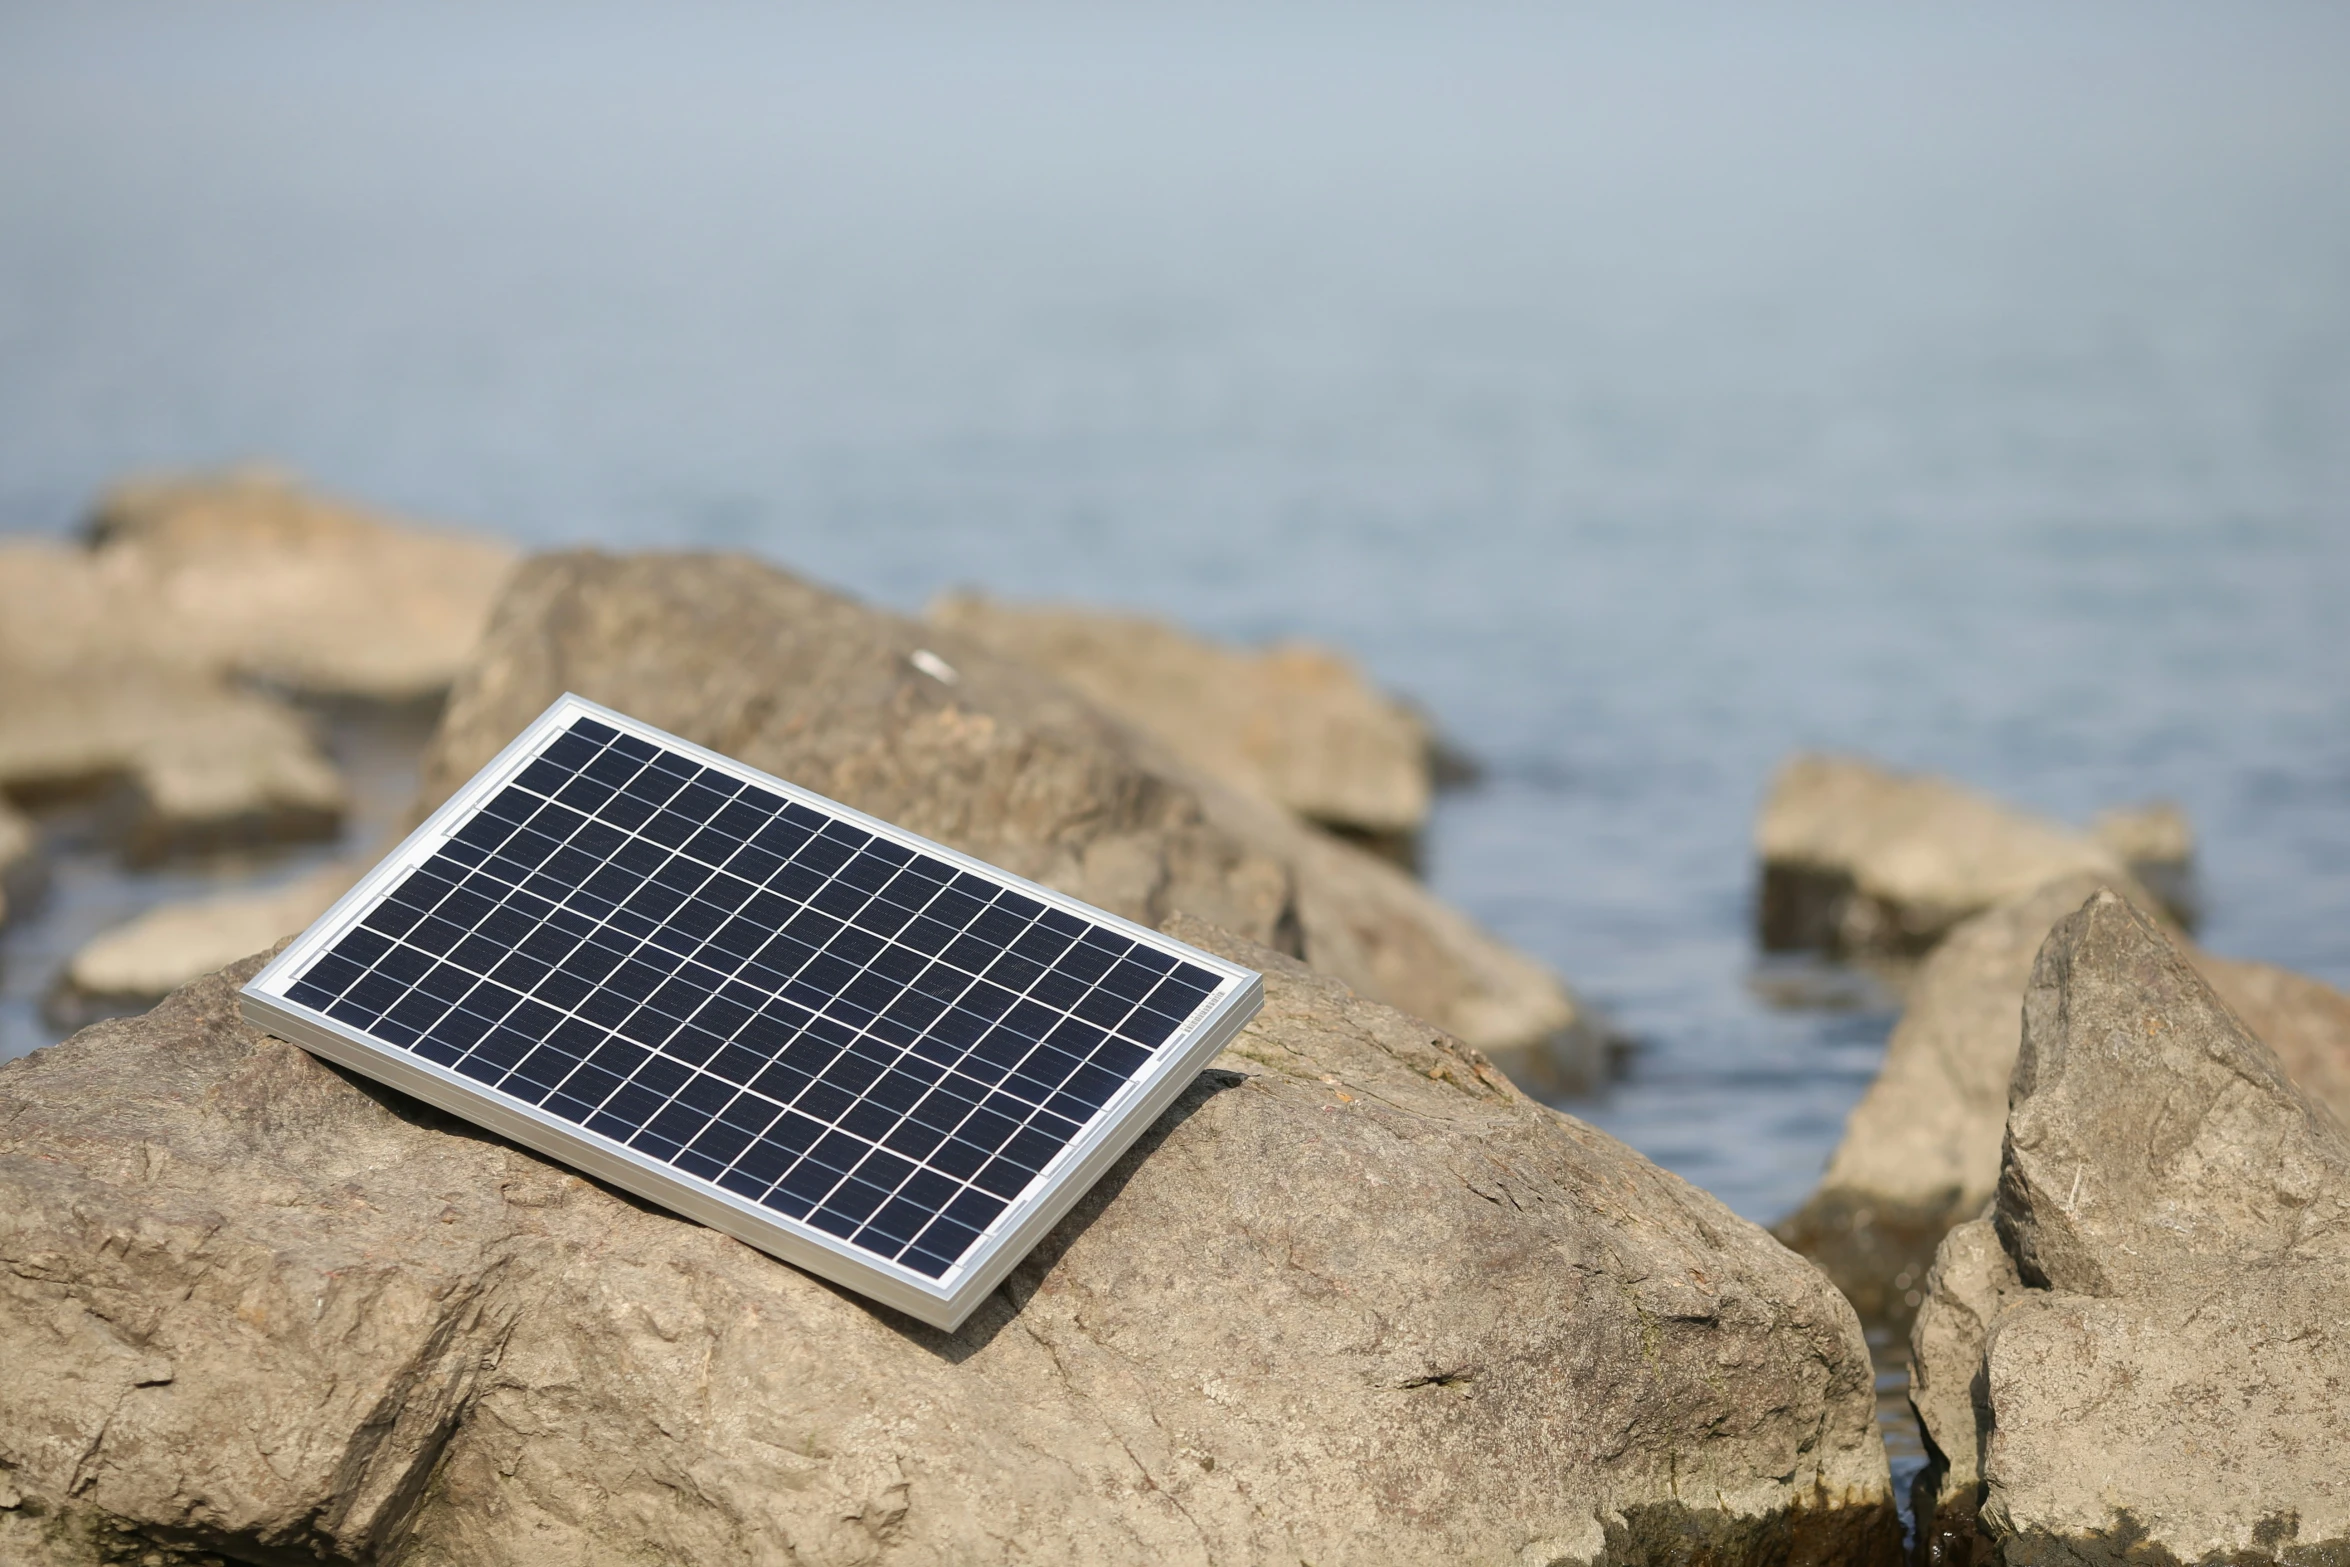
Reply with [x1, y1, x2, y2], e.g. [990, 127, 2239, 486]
[242, 694, 1263, 1329]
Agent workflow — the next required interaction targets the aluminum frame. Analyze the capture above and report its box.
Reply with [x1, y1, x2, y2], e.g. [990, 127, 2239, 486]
[242, 693, 1263, 1330]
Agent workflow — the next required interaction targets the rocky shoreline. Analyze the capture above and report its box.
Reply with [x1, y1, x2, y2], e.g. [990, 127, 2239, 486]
[1, 471, 2343, 1562]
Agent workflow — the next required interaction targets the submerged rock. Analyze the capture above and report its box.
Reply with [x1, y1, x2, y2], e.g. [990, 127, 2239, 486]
[0, 927, 1898, 1566]
[928, 592, 1436, 853]
[1908, 891, 2350, 1562]
[1777, 873, 2350, 1328]
[426, 553, 1600, 1085]
[1753, 754, 2162, 958]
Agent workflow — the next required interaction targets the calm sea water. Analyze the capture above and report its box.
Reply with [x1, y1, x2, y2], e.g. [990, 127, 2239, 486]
[3, 10, 2346, 1486]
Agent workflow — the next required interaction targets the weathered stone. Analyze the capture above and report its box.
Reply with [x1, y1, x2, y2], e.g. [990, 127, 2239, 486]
[0, 649, 347, 860]
[0, 924, 1899, 1566]
[928, 592, 1435, 847]
[1904, 1217, 2020, 1562]
[1908, 891, 2350, 1563]
[85, 467, 520, 701]
[54, 860, 360, 1017]
[1774, 873, 2350, 1331]
[1773, 875, 2122, 1326]
[1754, 754, 2153, 957]
[425, 552, 1597, 1081]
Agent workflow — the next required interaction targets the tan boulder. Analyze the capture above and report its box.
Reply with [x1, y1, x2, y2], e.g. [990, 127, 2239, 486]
[1754, 754, 2157, 957]
[928, 592, 1434, 848]
[1908, 892, 2350, 1561]
[0, 928, 1897, 1566]
[0, 640, 346, 860]
[424, 553, 1601, 1086]
[86, 467, 520, 701]
[1776, 872, 2350, 1328]
[0, 471, 511, 861]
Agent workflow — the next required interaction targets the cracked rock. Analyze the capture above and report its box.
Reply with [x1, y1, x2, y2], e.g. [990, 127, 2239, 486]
[1908, 890, 2350, 1562]
[1, 924, 1896, 1565]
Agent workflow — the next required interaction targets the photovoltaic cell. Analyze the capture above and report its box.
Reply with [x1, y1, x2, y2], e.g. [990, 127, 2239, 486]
[242, 695, 1259, 1327]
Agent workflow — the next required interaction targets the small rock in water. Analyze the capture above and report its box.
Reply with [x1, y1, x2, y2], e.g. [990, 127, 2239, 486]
[0, 621, 347, 860]
[1778, 872, 2350, 1332]
[0, 927, 1900, 1566]
[1753, 753, 2181, 959]
[929, 591, 1440, 861]
[429, 553, 1603, 1087]
[1908, 891, 2350, 1562]
[51, 860, 360, 1022]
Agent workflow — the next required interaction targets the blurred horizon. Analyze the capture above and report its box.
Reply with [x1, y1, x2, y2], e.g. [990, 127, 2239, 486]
[3, 1, 2347, 1226]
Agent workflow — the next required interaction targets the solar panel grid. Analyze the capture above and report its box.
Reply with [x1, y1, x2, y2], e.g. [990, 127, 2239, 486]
[281, 715, 1222, 1279]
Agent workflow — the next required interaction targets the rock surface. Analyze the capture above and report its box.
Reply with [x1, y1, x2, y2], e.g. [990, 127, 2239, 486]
[1908, 891, 2350, 1563]
[425, 552, 1599, 1083]
[1777, 873, 2350, 1328]
[928, 591, 1435, 846]
[55, 860, 361, 1015]
[85, 467, 520, 701]
[0, 548, 348, 855]
[0, 925, 1898, 1566]
[0, 472, 511, 862]
[1754, 754, 2158, 958]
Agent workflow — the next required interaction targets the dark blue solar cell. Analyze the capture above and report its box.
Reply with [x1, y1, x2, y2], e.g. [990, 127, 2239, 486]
[515, 758, 571, 797]
[598, 793, 657, 831]
[1055, 942, 1116, 984]
[583, 748, 643, 787]
[478, 787, 539, 825]
[1072, 988, 1134, 1029]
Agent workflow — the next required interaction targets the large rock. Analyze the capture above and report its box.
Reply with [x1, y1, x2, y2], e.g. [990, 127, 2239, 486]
[1908, 891, 2350, 1562]
[0, 925, 1899, 1565]
[425, 552, 1600, 1085]
[928, 592, 1435, 848]
[1754, 755, 2172, 958]
[1776, 873, 2350, 1328]
[84, 467, 520, 702]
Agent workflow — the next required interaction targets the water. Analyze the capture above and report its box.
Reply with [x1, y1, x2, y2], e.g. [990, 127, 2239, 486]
[5, 1, 2349, 1519]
